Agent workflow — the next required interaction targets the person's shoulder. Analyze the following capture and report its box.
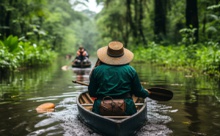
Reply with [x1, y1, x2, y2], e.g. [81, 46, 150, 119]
[95, 63, 118, 70]
[123, 64, 136, 71]
[94, 63, 107, 69]
[123, 64, 134, 68]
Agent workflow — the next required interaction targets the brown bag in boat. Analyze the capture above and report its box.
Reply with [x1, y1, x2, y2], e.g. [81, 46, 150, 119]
[99, 96, 126, 116]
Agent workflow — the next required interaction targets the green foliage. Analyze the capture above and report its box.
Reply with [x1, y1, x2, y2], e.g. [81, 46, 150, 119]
[95, 0, 220, 45]
[207, 4, 220, 10]
[1, 0, 220, 77]
[195, 42, 220, 75]
[179, 27, 197, 46]
[0, 36, 20, 70]
[0, 0, 98, 56]
[96, 1, 127, 43]
[0, 44, 18, 70]
[0, 35, 57, 72]
[198, 2, 220, 43]
[133, 42, 220, 76]
[19, 42, 56, 67]
[3, 35, 19, 53]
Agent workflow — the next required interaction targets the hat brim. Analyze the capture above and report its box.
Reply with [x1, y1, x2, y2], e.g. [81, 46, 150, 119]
[97, 46, 134, 65]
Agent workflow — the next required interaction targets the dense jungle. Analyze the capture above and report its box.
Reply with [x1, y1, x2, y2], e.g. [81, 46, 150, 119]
[0, 1, 220, 136]
[1, 0, 220, 76]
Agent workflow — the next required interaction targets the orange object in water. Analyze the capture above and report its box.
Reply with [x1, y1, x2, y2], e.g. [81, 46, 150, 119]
[36, 102, 55, 113]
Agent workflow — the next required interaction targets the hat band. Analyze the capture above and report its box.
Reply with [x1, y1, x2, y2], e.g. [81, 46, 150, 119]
[107, 47, 124, 57]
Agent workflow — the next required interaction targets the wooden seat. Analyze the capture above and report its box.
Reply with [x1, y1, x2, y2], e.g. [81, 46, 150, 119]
[81, 104, 93, 106]
[103, 116, 130, 119]
[81, 103, 143, 106]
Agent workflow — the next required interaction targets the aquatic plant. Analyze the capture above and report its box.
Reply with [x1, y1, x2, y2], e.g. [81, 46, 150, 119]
[0, 35, 57, 74]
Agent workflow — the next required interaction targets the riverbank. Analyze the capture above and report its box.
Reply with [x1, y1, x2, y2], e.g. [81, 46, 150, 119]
[0, 35, 57, 76]
[132, 42, 220, 77]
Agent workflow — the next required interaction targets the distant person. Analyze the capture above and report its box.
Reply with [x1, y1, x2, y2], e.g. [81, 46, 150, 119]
[74, 46, 89, 64]
[65, 54, 72, 60]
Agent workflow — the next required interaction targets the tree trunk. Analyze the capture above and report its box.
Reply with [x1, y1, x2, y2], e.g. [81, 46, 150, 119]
[154, 0, 167, 42]
[126, 0, 137, 39]
[138, 0, 147, 44]
[186, 0, 199, 43]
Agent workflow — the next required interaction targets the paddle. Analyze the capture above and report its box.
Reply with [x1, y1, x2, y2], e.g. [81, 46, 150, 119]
[61, 61, 72, 71]
[61, 65, 69, 71]
[72, 80, 173, 101]
[61, 59, 74, 71]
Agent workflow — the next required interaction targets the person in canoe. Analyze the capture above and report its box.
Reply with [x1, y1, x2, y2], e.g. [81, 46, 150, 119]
[73, 46, 89, 64]
[88, 41, 151, 116]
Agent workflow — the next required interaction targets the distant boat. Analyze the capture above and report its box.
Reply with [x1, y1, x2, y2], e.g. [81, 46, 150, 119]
[77, 91, 147, 136]
[72, 61, 91, 68]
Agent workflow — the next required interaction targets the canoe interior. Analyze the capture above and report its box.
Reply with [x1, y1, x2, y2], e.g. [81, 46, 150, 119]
[77, 92, 147, 136]
[78, 92, 145, 119]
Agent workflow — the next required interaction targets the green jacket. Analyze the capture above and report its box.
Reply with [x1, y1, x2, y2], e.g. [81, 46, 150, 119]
[88, 63, 149, 115]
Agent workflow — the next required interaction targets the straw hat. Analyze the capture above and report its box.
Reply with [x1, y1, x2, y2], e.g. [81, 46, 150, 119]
[97, 41, 134, 65]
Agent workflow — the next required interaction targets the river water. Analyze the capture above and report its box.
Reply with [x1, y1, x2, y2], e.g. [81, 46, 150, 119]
[0, 57, 220, 136]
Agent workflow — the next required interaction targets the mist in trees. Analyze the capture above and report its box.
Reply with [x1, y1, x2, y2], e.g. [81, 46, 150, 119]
[1, 0, 219, 52]
[0, 0, 99, 54]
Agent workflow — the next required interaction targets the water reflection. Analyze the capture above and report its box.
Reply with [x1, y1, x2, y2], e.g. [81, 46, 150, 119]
[1, 59, 220, 136]
[72, 68, 91, 82]
[0, 60, 174, 136]
[0, 64, 58, 103]
[184, 89, 200, 135]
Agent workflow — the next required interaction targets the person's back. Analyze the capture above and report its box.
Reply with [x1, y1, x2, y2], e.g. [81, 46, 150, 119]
[88, 41, 149, 115]
[90, 64, 145, 97]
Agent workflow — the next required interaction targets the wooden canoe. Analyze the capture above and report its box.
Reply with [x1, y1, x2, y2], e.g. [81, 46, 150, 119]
[72, 61, 91, 68]
[76, 91, 147, 136]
